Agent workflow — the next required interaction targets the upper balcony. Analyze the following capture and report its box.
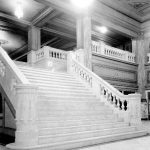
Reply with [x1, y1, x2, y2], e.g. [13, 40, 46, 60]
[92, 41, 135, 63]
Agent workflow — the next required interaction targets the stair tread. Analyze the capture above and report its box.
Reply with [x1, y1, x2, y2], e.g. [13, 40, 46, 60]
[39, 126, 138, 138]
[37, 130, 147, 147]
[39, 122, 129, 130]
[15, 64, 146, 149]
[18, 66, 72, 77]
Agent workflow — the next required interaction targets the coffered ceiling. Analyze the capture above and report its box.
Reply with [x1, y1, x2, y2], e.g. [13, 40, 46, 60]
[0, 0, 149, 60]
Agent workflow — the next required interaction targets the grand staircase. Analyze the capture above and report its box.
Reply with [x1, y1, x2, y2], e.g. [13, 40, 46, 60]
[9, 62, 146, 150]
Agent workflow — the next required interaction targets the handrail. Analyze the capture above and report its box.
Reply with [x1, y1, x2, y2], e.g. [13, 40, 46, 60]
[0, 47, 29, 84]
[72, 57, 124, 98]
[0, 47, 30, 110]
[68, 51, 141, 125]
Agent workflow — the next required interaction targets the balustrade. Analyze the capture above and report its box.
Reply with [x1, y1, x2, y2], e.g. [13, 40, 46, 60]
[0, 47, 38, 148]
[68, 51, 141, 125]
[92, 41, 136, 63]
[30, 46, 68, 63]
[147, 53, 150, 63]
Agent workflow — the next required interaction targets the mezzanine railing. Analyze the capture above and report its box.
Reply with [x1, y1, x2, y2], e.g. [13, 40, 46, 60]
[92, 41, 135, 63]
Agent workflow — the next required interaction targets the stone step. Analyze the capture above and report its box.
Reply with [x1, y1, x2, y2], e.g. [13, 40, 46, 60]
[21, 71, 75, 81]
[38, 114, 117, 121]
[38, 94, 97, 100]
[38, 109, 113, 118]
[17, 64, 71, 76]
[38, 106, 110, 112]
[30, 80, 83, 87]
[26, 75, 81, 84]
[37, 98, 104, 104]
[18, 65, 72, 77]
[38, 126, 137, 144]
[38, 87, 91, 93]
[39, 91, 95, 98]
[38, 118, 123, 128]
[38, 95, 99, 101]
[33, 83, 86, 89]
[39, 88, 95, 96]
[32, 130, 147, 150]
[37, 100, 106, 111]
[39, 122, 129, 136]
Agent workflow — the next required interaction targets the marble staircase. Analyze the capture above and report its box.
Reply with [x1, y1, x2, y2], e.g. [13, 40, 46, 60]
[13, 63, 147, 150]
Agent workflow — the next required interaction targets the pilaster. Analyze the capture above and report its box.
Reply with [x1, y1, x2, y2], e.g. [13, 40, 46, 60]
[76, 13, 92, 69]
[28, 26, 41, 51]
[135, 33, 150, 99]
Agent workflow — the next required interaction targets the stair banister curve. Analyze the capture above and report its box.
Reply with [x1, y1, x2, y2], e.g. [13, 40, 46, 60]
[0, 47, 38, 148]
[68, 51, 141, 125]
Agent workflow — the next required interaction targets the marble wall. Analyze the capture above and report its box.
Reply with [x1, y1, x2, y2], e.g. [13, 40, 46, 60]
[92, 54, 138, 92]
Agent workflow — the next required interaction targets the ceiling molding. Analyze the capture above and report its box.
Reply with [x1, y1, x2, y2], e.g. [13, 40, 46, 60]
[10, 44, 28, 58]
[60, 42, 76, 49]
[93, 13, 138, 38]
[36, 10, 61, 27]
[50, 39, 63, 47]
[35, 0, 76, 17]
[31, 6, 54, 25]
[35, 0, 140, 38]
[42, 27, 75, 40]
[0, 12, 31, 27]
[42, 37, 58, 47]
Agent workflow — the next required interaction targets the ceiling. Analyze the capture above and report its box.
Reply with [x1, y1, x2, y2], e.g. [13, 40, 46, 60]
[0, 0, 149, 60]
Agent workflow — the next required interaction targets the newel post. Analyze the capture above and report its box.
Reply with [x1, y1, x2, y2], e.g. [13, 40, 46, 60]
[28, 50, 36, 64]
[14, 84, 38, 147]
[127, 93, 141, 125]
[67, 51, 74, 73]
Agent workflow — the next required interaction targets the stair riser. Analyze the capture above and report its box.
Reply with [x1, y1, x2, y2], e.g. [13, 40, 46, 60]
[38, 96, 100, 101]
[38, 111, 112, 119]
[27, 76, 81, 84]
[34, 132, 147, 150]
[39, 123, 128, 136]
[38, 115, 117, 121]
[39, 87, 89, 93]
[37, 102, 109, 111]
[39, 127, 136, 144]
[39, 93, 96, 98]
[31, 82, 85, 88]
[36, 84, 87, 90]
[38, 119, 120, 128]
[21, 71, 73, 79]
[19, 67, 72, 77]
[39, 89, 93, 94]
[38, 108, 111, 113]
[29, 79, 83, 86]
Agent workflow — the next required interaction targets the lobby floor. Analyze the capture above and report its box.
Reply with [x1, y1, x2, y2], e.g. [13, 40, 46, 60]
[0, 120, 150, 150]
[77, 120, 150, 150]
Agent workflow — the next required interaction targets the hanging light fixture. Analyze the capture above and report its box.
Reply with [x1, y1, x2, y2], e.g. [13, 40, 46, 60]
[70, 0, 94, 9]
[15, 0, 23, 19]
[98, 26, 108, 34]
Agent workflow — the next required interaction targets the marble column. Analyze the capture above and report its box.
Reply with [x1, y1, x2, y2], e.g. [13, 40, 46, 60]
[131, 38, 137, 54]
[135, 34, 150, 99]
[28, 26, 41, 51]
[76, 13, 92, 69]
